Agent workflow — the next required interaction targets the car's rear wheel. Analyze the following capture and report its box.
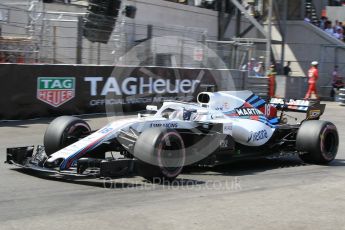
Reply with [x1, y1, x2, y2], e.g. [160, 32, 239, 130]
[44, 116, 91, 156]
[296, 120, 338, 164]
[134, 128, 186, 183]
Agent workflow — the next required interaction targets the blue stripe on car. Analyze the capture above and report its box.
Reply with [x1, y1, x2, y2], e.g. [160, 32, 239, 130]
[60, 132, 113, 170]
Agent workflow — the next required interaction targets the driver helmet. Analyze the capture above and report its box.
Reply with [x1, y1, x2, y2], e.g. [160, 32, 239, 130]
[183, 109, 197, 121]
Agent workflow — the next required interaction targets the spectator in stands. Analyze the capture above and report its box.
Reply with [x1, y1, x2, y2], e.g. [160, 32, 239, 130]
[319, 16, 328, 30]
[6, 53, 16, 63]
[0, 52, 6, 63]
[242, 58, 256, 76]
[283, 61, 292, 76]
[254, 62, 265, 77]
[331, 65, 344, 98]
[324, 21, 334, 36]
[334, 28, 344, 40]
[304, 13, 311, 23]
[16, 54, 25, 63]
[335, 20, 343, 32]
[338, 22, 344, 34]
[316, 17, 345, 42]
[248, 58, 256, 70]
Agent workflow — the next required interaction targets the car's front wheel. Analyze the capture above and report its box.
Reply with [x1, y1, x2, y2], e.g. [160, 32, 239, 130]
[134, 128, 186, 183]
[44, 116, 91, 156]
[296, 120, 339, 164]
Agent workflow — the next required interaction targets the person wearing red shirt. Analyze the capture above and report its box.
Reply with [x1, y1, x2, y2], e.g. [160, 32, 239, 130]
[305, 61, 319, 99]
[267, 64, 276, 98]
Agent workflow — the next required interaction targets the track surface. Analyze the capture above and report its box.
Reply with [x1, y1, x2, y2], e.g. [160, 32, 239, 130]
[0, 102, 344, 230]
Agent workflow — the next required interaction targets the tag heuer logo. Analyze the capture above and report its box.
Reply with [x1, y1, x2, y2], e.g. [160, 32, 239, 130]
[37, 77, 75, 107]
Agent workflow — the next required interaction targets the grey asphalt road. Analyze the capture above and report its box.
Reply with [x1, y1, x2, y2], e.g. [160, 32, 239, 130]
[0, 103, 344, 230]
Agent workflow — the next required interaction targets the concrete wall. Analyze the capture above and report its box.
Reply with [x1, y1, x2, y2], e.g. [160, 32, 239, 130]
[126, 0, 218, 39]
[326, 6, 345, 23]
[275, 75, 309, 100]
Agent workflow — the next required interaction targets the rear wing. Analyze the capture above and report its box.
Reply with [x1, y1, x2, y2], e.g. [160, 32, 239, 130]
[269, 98, 326, 120]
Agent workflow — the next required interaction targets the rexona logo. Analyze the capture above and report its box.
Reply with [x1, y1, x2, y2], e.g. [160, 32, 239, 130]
[37, 77, 76, 107]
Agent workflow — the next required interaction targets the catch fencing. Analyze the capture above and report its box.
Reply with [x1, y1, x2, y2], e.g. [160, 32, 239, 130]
[0, 2, 266, 70]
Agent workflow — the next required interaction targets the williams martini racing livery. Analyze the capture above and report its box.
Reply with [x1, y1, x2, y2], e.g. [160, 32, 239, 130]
[6, 91, 339, 181]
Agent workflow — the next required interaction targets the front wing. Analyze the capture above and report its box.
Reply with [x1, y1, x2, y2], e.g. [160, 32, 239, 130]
[5, 145, 136, 178]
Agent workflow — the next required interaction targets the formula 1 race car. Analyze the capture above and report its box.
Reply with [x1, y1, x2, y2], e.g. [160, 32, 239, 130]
[5, 91, 339, 181]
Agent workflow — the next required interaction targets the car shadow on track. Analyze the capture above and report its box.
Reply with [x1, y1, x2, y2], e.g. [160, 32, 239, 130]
[327, 158, 345, 166]
[182, 156, 345, 177]
[0, 119, 51, 128]
[9, 157, 345, 189]
[10, 168, 205, 189]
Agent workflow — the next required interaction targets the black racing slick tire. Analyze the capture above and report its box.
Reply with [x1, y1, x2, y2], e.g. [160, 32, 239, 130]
[134, 128, 186, 183]
[296, 120, 339, 164]
[44, 116, 91, 156]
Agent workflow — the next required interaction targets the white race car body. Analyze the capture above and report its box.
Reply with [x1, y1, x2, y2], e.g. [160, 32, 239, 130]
[7, 89, 338, 180]
[5, 88, 339, 181]
[47, 91, 277, 170]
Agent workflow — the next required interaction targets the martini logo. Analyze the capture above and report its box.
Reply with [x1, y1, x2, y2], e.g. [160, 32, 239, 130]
[236, 108, 263, 116]
[37, 77, 75, 107]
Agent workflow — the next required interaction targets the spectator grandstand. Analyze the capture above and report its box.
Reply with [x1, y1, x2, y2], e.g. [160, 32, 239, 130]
[305, 1, 345, 42]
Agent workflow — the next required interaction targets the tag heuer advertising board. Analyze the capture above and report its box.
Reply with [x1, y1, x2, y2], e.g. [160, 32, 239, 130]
[37, 77, 76, 107]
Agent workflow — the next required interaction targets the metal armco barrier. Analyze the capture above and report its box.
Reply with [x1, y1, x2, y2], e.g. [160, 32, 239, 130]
[339, 88, 345, 106]
[245, 77, 269, 100]
[0, 64, 255, 120]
